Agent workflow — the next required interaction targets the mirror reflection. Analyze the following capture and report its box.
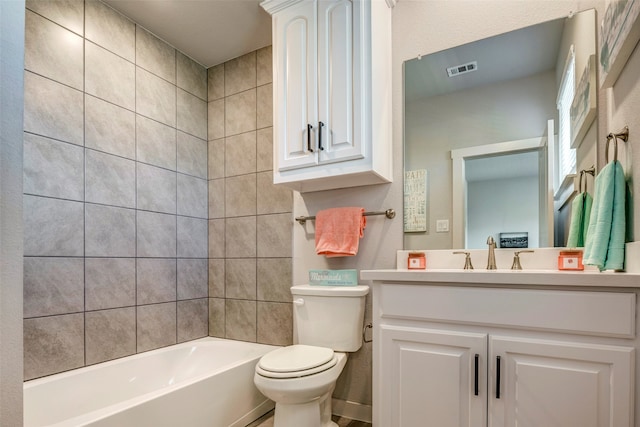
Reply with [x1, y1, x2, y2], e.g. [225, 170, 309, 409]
[403, 9, 597, 250]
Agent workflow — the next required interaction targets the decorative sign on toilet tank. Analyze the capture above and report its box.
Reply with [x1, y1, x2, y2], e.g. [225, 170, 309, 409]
[309, 269, 358, 286]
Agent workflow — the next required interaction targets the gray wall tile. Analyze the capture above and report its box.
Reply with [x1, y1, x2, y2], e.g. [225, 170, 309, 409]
[137, 163, 176, 214]
[177, 131, 207, 179]
[226, 258, 256, 300]
[178, 259, 208, 300]
[85, 204, 136, 257]
[225, 89, 256, 136]
[26, 0, 84, 35]
[225, 174, 256, 217]
[25, 10, 83, 90]
[86, 150, 136, 208]
[137, 302, 176, 352]
[257, 301, 293, 346]
[208, 139, 225, 180]
[86, 307, 136, 365]
[208, 179, 224, 219]
[225, 299, 256, 342]
[177, 299, 208, 342]
[177, 174, 208, 218]
[24, 257, 84, 318]
[257, 84, 273, 130]
[256, 46, 273, 86]
[208, 298, 225, 338]
[256, 127, 274, 172]
[85, 0, 135, 61]
[24, 71, 84, 146]
[136, 67, 176, 127]
[136, 26, 176, 84]
[137, 258, 176, 304]
[85, 95, 136, 159]
[137, 211, 177, 258]
[208, 259, 225, 298]
[136, 115, 176, 170]
[24, 313, 84, 380]
[225, 131, 256, 177]
[225, 52, 256, 96]
[177, 52, 207, 100]
[207, 64, 224, 101]
[177, 217, 208, 258]
[23, 133, 84, 201]
[257, 171, 292, 214]
[257, 214, 292, 258]
[177, 89, 207, 140]
[85, 258, 135, 311]
[257, 258, 292, 303]
[208, 100, 225, 140]
[208, 219, 225, 259]
[225, 216, 256, 258]
[85, 41, 135, 110]
[23, 195, 84, 257]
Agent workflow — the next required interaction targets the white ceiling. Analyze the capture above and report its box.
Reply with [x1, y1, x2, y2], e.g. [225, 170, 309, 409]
[103, 0, 273, 68]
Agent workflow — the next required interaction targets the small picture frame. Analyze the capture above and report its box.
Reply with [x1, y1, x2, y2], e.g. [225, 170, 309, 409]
[570, 55, 597, 148]
[499, 232, 528, 249]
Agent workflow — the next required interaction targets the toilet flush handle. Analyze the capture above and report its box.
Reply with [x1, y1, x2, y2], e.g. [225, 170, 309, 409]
[293, 298, 305, 306]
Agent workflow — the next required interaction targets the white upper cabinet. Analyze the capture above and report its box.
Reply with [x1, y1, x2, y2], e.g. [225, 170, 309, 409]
[261, 0, 393, 192]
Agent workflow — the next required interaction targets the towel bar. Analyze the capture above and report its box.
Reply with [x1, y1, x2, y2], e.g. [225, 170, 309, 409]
[295, 209, 396, 225]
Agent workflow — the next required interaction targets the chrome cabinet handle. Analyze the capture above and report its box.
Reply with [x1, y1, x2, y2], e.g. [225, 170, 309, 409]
[307, 124, 314, 152]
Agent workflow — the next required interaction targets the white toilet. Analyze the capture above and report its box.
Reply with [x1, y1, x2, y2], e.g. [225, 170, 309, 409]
[253, 284, 369, 427]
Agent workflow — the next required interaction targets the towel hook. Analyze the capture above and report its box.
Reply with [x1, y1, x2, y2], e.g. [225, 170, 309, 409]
[606, 126, 629, 164]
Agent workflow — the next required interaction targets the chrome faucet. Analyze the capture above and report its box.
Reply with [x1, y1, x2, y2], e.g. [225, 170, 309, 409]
[486, 236, 497, 269]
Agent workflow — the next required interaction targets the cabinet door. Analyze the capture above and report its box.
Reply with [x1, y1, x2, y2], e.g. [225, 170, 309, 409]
[273, 0, 318, 171]
[489, 336, 634, 427]
[316, 0, 363, 164]
[379, 325, 487, 427]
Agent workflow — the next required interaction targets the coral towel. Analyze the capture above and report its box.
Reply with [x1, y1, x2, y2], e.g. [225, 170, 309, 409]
[315, 207, 366, 257]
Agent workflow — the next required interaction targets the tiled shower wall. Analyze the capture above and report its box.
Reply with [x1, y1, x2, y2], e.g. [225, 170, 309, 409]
[207, 50, 294, 346]
[22, 0, 209, 380]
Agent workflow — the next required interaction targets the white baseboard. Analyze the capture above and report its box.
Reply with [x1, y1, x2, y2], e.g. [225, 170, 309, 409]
[332, 398, 372, 423]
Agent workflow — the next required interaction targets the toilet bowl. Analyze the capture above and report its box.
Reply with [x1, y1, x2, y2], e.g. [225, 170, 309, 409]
[253, 285, 369, 427]
[254, 346, 348, 427]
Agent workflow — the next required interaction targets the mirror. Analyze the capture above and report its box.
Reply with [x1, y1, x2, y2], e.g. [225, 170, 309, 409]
[403, 9, 597, 250]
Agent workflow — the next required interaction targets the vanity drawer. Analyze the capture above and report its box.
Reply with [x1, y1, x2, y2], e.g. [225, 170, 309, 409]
[378, 284, 636, 338]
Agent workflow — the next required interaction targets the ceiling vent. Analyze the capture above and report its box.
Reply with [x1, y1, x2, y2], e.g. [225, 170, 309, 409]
[446, 61, 478, 77]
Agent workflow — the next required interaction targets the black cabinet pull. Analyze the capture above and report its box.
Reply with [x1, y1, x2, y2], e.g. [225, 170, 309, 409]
[474, 354, 479, 396]
[307, 124, 314, 152]
[496, 356, 501, 399]
[318, 121, 325, 150]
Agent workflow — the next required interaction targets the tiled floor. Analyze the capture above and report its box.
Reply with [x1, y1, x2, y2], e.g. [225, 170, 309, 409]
[247, 410, 372, 427]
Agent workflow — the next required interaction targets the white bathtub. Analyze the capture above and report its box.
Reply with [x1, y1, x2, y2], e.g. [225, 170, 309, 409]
[24, 337, 278, 427]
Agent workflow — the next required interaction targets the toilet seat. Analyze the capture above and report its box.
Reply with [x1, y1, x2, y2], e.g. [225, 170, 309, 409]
[256, 345, 338, 379]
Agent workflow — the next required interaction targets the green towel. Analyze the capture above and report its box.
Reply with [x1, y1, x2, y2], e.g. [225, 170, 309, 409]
[566, 192, 593, 247]
[583, 161, 626, 271]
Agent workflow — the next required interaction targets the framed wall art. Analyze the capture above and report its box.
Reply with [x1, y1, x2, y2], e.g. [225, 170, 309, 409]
[600, 0, 640, 87]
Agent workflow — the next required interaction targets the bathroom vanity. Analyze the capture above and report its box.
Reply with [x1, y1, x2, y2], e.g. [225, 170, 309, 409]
[361, 268, 640, 427]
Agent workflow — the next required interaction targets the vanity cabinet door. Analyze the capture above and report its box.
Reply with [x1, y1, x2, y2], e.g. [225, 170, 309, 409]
[272, 0, 318, 171]
[379, 325, 487, 427]
[489, 336, 634, 427]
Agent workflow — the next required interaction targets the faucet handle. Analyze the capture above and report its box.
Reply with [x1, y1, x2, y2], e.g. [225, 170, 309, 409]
[453, 251, 474, 270]
[511, 250, 534, 270]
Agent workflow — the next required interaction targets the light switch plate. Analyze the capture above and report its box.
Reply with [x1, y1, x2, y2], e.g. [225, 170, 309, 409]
[436, 219, 449, 233]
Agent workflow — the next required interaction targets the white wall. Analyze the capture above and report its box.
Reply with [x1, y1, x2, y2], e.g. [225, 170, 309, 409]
[467, 176, 539, 249]
[0, 0, 25, 425]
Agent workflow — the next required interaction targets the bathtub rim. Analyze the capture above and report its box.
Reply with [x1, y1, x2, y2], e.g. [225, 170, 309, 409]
[24, 337, 279, 427]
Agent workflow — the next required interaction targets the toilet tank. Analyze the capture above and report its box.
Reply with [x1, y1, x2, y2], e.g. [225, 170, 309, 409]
[291, 285, 369, 352]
